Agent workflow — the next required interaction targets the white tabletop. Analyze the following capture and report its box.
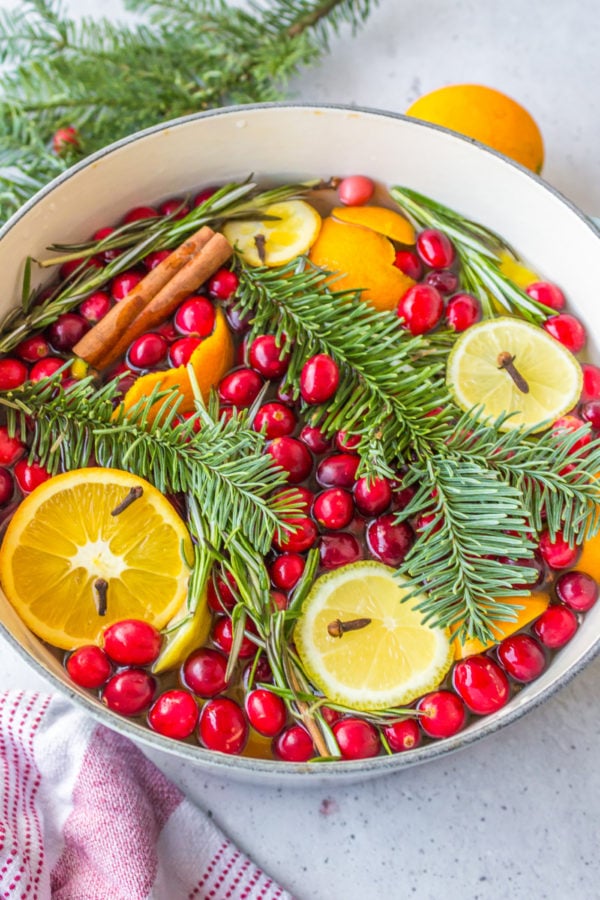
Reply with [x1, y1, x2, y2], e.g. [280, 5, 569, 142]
[2, 1, 600, 898]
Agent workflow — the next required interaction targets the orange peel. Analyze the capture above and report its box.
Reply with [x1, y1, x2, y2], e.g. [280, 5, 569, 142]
[331, 205, 415, 245]
[452, 590, 551, 660]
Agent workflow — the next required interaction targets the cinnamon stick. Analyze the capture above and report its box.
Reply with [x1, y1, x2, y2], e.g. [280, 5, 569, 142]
[72, 224, 216, 369]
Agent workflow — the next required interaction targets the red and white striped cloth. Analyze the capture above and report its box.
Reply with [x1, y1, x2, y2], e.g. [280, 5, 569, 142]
[0, 691, 291, 900]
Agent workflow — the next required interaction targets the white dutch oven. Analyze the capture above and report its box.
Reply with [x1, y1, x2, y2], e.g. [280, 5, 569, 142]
[0, 104, 599, 784]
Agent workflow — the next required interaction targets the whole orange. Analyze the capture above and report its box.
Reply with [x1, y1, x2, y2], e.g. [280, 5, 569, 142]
[406, 84, 544, 174]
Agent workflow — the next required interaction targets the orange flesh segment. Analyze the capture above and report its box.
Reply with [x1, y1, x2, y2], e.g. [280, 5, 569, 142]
[452, 591, 551, 659]
[575, 530, 600, 582]
[331, 205, 415, 244]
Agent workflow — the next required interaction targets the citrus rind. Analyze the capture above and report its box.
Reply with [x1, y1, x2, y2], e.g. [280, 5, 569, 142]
[222, 199, 322, 267]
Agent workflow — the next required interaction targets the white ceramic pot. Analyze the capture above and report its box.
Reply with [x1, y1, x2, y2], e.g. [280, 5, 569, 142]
[1, 104, 599, 784]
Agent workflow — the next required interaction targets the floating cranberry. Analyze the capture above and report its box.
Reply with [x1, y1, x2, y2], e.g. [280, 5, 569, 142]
[253, 402, 297, 439]
[103, 619, 162, 667]
[0, 468, 14, 506]
[274, 516, 318, 553]
[212, 616, 256, 658]
[52, 125, 80, 155]
[266, 436, 313, 483]
[123, 205, 159, 224]
[313, 488, 354, 530]
[543, 314, 586, 353]
[0, 427, 25, 466]
[417, 690, 466, 738]
[580, 363, 600, 403]
[580, 400, 600, 430]
[533, 605, 578, 648]
[273, 724, 315, 761]
[47, 313, 89, 352]
[382, 718, 422, 752]
[551, 414, 591, 454]
[538, 529, 579, 570]
[525, 281, 566, 311]
[14, 459, 51, 493]
[15, 335, 50, 363]
[242, 655, 273, 689]
[249, 335, 290, 379]
[93, 227, 121, 263]
[127, 332, 168, 369]
[397, 284, 444, 335]
[60, 256, 102, 280]
[143, 250, 171, 271]
[182, 647, 229, 697]
[445, 293, 481, 332]
[169, 336, 202, 367]
[173, 296, 215, 337]
[283, 485, 315, 513]
[366, 515, 414, 566]
[337, 175, 374, 206]
[276, 382, 297, 405]
[316, 453, 360, 488]
[158, 197, 190, 219]
[333, 718, 381, 759]
[269, 553, 305, 590]
[354, 476, 392, 516]
[30, 357, 65, 383]
[299, 425, 331, 454]
[497, 634, 546, 683]
[209, 268, 239, 300]
[453, 655, 510, 715]
[318, 532, 361, 569]
[0, 358, 28, 390]
[245, 689, 287, 737]
[102, 669, 156, 716]
[270, 590, 288, 611]
[335, 430, 361, 452]
[111, 270, 144, 302]
[219, 368, 263, 408]
[416, 229, 455, 269]
[66, 645, 112, 689]
[206, 569, 238, 612]
[391, 481, 416, 510]
[300, 354, 340, 404]
[148, 689, 199, 739]
[198, 698, 248, 754]
[555, 570, 599, 611]
[79, 291, 111, 324]
[193, 186, 217, 207]
[393, 250, 423, 280]
[425, 270, 459, 295]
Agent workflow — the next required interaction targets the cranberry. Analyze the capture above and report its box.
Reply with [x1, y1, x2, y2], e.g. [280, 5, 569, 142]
[212, 616, 256, 658]
[274, 516, 318, 553]
[337, 175, 374, 206]
[111, 271, 144, 302]
[276, 382, 297, 404]
[533, 605, 578, 648]
[366, 515, 414, 566]
[543, 314, 586, 353]
[127, 332, 168, 370]
[103, 619, 162, 667]
[30, 357, 65, 383]
[102, 669, 156, 716]
[93, 227, 121, 263]
[242, 655, 273, 689]
[206, 569, 238, 613]
[249, 335, 290, 379]
[158, 197, 190, 219]
[270, 590, 288, 611]
[525, 281, 566, 311]
[354, 476, 392, 516]
[253, 402, 297, 439]
[148, 689, 199, 739]
[52, 125, 79, 155]
[333, 432, 358, 453]
[445, 293, 481, 332]
[14, 459, 51, 493]
[416, 229, 455, 269]
[393, 250, 423, 280]
[316, 453, 359, 488]
[508, 551, 546, 591]
[313, 488, 353, 530]
[266, 436, 313, 483]
[333, 718, 381, 759]
[580, 400, 600, 430]
[60, 256, 102, 280]
[580, 363, 600, 403]
[66, 645, 112, 689]
[219, 368, 263, 407]
[193, 186, 217, 207]
[318, 532, 362, 569]
[497, 634, 546, 683]
[15, 336, 50, 363]
[182, 647, 229, 696]
[551, 414, 591, 454]
[123, 205, 158, 223]
[538, 530, 579, 570]
[425, 270, 459, 295]
[453, 655, 510, 714]
[555, 570, 598, 611]
[198, 698, 248, 754]
[0, 427, 25, 466]
[0, 358, 28, 390]
[245, 689, 287, 737]
[382, 718, 422, 752]
[0, 468, 14, 506]
[269, 553, 305, 590]
[79, 291, 111, 324]
[273, 724, 315, 761]
[299, 425, 331, 454]
[174, 296, 215, 337]
[208, 268, 239, 300]
[417, 690, 466, 738]
[391, 481, 416, 510]
[169, 337, 202, 367]
[397, 285, 444, 335]
[300, 354, 340, 404]
[47, 313, 89, 352]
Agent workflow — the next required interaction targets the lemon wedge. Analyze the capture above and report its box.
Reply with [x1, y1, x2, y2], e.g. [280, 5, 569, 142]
[447, 317, 583, 431]
[294, 562, 452, 711]
[222, 199, 321, 267]
[152, 585, 211, 674]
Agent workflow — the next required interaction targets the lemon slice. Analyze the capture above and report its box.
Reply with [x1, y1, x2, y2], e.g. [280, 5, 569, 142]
[152, 584, 211, 674]
[447, 317, 583, 431]
[222, 199, 321, 267]
[0, 468, 193, 650]
[294, 562, 452, 711]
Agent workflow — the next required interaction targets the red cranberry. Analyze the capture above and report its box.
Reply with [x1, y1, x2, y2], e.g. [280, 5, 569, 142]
[525, 281, 566, 311]
[212, 616, 256, 658]
[111, 271, 144, 302]
[416, 229, 455, 268]
[313, 488, 354, 530]
[209, 268, 239, 300]
[269, 553, 305, 590]
[316, 453, 359, 488]
[103, 619, 162, 667]
[453, 655, 510, 715]
[249, 335, 290, 379]
[354, 476, 392, 516]
[169, 337, 202, 367]
[366, 515, 414, 566]
[533, 605, 578, 648]
[0, 427, 25, 466]
[123, 205, 158, 224]
[158, 197, 190, 219]
[127, 332, 168, 369]
[198, 698, 248, 754]
[193, 186, 217, 207]
[253, 402, 297, 439]
[14, 459, 51, 493]
[497, 634, 546, 683]
[206, 569, 238, 612]
[66, 645, 112, 689]
[46, 313, 89, 352]
[538, 530, 579, 570]
[580, 400, 600, 430]
[555, 570, 598, 611]
[52, 125, 79, 155]
[277, 485, 315, 514]
[300, 354, 340, 404]
[266, 436, 313, 483]
[318, 532, 362, 569]
[242, 655, 273, 689]
[60, 256, 102, 280]
[321, 706, 342, 725]
[543, 314, 586, 353]
[15, 336, 50, 363]
[393, 250, 423, 280]
[425, 270, 459, 294]
[0, 358, 28, 390]
[174, 297, 215, 337]
[0, 468, 14, 506]
[182, 647, 229, 697]
[93, 227, 121, 263]
[417, 690, 466, 738]
[397, 285, 444, 335]
[335, 430, 361, 452]
[333, 718, 381, 759]
[219, 368, 263, 407]
[274, 516, 318, 553]
[382, 718, 422, 752]
[102, 669, 156, 716]
[270, 590, 288, 611]
[273, 724, 315, 761]
[580, 363, 600, 403]
[30, 357, 65, 383]
[148, 689, 198, 739]
[245, 689, 287, 737]
[445, 293, 481, 331]
[391, 481, 416, 510]
[276, 382, 297, 404]
[300, 425, 331, 454]
[337, 175, 374, 206]
[551, 414, 591, 454]
[79, 291, 111, 324]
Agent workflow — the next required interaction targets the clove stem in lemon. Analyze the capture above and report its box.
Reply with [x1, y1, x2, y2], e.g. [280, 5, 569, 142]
[497, 351, 529, 394]
[94, 578, 108, 616]
[327, 617, 372, 638]
[111, 486, 143, 516]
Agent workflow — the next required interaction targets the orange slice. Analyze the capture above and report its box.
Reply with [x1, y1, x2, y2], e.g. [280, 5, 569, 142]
[575, 530, 600, 582]
[331, 205, 415, 244]
[452, 590, 551, 659]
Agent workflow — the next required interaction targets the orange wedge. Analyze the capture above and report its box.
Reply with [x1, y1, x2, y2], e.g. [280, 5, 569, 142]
[575, 531, 600, 582]
[452, 591, 551, 659]
[331, 205, 415, 244]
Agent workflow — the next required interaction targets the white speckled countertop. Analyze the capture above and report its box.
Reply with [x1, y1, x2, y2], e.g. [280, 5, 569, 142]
[1, 1, 600, 897]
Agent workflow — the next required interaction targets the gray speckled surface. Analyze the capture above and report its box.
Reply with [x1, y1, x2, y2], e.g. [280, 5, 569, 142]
[1, 1, 600, 897]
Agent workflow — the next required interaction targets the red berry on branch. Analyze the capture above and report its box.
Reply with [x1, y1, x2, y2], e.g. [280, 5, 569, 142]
[52, 126, 80, 156]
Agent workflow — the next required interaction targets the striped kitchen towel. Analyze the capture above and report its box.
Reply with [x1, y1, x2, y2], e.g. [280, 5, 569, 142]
[0, 691, 290, 900]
